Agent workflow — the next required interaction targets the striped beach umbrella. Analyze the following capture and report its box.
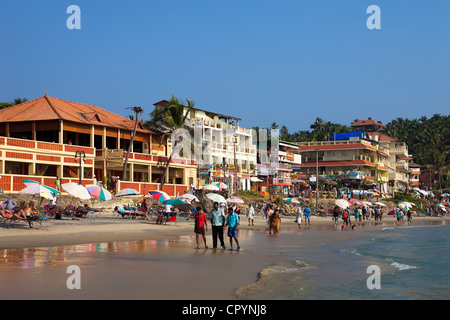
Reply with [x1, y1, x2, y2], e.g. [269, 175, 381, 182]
[23, 179, 60, 194]
[163, 198, 190, 205]
[227, 196, 245, 204]
[19, 184, 56, 200]
[86, 184, 112, 201]
[116, 188, 140, 197]
[283, 198, 300, 204]
[180, 194, 199, 202]
[149, 190, 171, 203]
[202, 184, 220, 191]
[206, 193, 226, 204]
[214, 182, 228, 190]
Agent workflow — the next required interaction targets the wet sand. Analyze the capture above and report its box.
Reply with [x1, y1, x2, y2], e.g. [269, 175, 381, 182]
[0, 214, 448, 300]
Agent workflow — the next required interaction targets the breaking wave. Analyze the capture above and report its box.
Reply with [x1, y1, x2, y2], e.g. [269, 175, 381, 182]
[234, 260, 316, 299]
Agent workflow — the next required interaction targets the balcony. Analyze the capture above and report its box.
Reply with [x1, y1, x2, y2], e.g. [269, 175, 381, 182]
[390, 146, 408, 156]
[0, 136, 95, 156]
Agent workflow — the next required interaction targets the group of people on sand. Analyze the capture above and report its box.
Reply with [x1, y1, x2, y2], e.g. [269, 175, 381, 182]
[193, 202, 241, 251]
[0, 200, 40, 228]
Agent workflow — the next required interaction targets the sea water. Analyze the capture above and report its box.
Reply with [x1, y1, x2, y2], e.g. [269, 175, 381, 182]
[0, 221, 448, 300]
[236, 222, 450, 300]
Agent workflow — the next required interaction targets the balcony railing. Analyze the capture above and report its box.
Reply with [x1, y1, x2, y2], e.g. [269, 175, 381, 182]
[0, 136, 95, 155]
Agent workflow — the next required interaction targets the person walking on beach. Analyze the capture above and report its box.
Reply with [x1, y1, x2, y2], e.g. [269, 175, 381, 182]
[226, 207, 240, 250]
[342, 207, 349, 229]
[209, 202, 226, 250]
[296, 205, 303, 231]
[270, 209, 281, 235]
[194, 207, 208, 249]
[333, 206, 340, 229]
[246, 204, 255, 226]
[407, 210, 412, 225]
[304, 205, 311, 225]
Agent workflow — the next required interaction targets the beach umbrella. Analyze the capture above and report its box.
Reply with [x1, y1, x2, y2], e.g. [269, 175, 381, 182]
[283, 198, 300, 204]
[335, 199, 350, 209]
[163, 198, 190, 206]
[61, 182, 91, 200]
[85, 184, 112, 201]
[149, 190, 171, 203]
[350, 200, 361, 206]
[116, 188, 140, 197]
[180, 194, 199, 202]
[203, 184, 220, 191]
[23, 179, 61, 194]
[436, 203, 445, 208]
[441, 193, 449, 197]
[227, 196, 245, 204]
[375, 202, 386, 207]
[214, 182, 228, 190]
[362, 201, 373, 207]
[19, 184, 55, 200]
[206, 193, 226, 204]
[398, 202, 417, 208]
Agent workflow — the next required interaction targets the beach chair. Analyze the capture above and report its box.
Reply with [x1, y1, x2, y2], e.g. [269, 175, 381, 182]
[115, 206, 133, 219]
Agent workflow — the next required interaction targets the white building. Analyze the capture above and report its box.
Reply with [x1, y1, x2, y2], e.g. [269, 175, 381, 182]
[153, 100, 258, 191]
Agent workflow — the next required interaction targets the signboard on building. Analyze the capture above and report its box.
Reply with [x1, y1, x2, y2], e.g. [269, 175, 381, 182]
[106, 149, 124, 168]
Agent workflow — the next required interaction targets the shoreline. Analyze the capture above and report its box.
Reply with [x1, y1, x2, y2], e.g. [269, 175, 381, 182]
[1, 213, 448, 250]
[1, 214, 449, 300]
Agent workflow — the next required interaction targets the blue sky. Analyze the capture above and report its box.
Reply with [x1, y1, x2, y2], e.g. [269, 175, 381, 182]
[1, 0, 449, 132]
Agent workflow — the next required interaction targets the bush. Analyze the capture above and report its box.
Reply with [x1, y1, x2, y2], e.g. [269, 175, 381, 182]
[239, 190, 264, 198]
[274, 196, 283, 205]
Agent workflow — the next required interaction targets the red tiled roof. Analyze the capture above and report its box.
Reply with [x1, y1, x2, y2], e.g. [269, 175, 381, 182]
[350, 119, 386, 127]
[295, 143, 377, 152]
[366, 131, 399, 142]
[0, 95, 153, 134]
[300, 159, 375, 167]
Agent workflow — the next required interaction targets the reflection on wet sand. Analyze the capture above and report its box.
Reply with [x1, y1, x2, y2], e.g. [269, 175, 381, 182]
[0, 238, 182, 271]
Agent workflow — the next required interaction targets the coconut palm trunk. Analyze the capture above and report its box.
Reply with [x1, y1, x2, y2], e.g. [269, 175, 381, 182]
[122, 106, 143, 181]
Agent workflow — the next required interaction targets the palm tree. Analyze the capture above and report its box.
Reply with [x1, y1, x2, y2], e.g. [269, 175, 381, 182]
[145, 95, 195, 190]
[423, 149, 449, 190]
[310, 117, 325, 133]
[122, 106, 144, 181]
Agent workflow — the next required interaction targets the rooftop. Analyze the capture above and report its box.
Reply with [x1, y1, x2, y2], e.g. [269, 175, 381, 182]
[153, 99, 242, 122]
[0, 94, 153, 134]
[366, 131, 399, 142]
[350, 118, 386, 128]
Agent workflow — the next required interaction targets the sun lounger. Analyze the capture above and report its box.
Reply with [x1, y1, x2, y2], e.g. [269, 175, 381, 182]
[114, 206, 134, 218]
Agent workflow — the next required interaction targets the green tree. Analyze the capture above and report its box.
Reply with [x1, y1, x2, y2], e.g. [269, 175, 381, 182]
[0, 98, 28, 110]
[145, 95, 195, 190]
